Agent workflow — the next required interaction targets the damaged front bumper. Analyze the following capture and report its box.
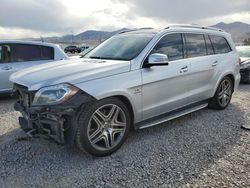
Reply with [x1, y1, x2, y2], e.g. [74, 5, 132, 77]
[14, 84, 96, 144]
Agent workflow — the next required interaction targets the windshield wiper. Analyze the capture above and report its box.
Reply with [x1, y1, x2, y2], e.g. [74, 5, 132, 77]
[89, 56, 128, 61]
[89, 56, 102, 59]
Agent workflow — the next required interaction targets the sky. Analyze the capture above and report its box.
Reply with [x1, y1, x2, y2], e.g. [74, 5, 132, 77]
[0, 0, 250, 39]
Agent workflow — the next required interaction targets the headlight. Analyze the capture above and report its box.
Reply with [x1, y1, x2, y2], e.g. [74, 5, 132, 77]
[32, 84, 79, 106]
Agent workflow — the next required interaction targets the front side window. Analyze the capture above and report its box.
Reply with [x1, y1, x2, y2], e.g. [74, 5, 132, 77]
[185, 33, 207, 58]
[151, 33, 184, 61]
[210, 35, 232, 54]
[85, 33, 154, 61]
[0, 45, 11, 63]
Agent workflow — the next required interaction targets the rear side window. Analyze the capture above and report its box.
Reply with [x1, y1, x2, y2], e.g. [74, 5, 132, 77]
[204, 35, 214, 55]
[151, 33, 184, 61]
[4, 44, 55, 62]
[12, 44, 41, 62]
[209, 35, 231, 54]
[185, 33, 207, 58]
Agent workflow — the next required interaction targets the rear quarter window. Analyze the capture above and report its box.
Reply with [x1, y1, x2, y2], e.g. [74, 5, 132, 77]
[209, 35, 232, 54]
[41, 46, 54, 60]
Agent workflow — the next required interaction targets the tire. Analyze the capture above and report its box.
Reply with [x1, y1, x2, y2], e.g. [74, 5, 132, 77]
[76, 98, 131, 157]
[208, 76, 233, 110]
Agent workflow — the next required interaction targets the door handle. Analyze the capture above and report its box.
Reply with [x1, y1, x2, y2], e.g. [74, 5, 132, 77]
[212, 61, 218, 67]
[1, 66, 12, 70]
[180, 66, 189, 73]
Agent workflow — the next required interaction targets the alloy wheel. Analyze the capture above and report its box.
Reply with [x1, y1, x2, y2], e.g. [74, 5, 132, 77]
[218, 79, 232, 107]
[87, 104, 127, 151]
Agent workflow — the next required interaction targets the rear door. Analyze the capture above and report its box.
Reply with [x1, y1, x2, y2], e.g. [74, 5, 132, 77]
[183, 33, 218, 103]
[0, 43, 55, 92]
[141, 33, 193, 120]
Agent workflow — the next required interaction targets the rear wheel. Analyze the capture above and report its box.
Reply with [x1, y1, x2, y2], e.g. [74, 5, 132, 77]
[208, 76, 233, 110]
[76, 98, 131, 156]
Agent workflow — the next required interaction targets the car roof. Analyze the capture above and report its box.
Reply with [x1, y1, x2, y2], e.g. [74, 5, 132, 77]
[0, 40, 59, 48]
[119, 24, 227, 36]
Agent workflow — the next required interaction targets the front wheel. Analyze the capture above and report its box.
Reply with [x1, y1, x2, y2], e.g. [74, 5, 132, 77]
[208, 76, 233, 110]
[76, 98, 131, 157]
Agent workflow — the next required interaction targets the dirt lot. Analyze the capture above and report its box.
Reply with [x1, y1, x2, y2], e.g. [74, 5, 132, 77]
[0, 85, 249, 188]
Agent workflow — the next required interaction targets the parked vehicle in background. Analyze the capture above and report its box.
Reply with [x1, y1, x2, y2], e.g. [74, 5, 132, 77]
[236, 46, 250, 84]
[68, 46, 95, 59]
[0, 40, 68, 94]
[64, 45, 81, 53]
[11, 25, 240, 156]
[79, 45, 89, 53]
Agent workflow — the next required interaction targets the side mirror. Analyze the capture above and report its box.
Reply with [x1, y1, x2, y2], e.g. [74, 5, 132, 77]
[145, 53, 169, 68]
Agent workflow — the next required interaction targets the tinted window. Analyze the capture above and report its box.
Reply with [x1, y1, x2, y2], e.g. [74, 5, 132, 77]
[41, 46, 54, 60]
[185, 33, 207, 58]
[0, 45, 11, 63]
[151, 33, 183, 61]
[12, 44, 42, 62]
[205, 35, 214, 55]
[210, 35, 231, 54]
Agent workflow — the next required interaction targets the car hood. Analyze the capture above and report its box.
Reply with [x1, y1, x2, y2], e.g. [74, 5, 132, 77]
[10, 58, 131, 91]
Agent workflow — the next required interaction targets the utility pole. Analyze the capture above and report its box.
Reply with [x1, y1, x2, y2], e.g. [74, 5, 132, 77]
[71, 30, 74, 44]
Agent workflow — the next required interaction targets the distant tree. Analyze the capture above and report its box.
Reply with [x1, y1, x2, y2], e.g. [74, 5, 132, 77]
[244, 38, 250, 45]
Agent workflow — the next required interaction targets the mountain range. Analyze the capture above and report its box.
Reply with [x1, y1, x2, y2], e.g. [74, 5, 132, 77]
[44, 22, 250, 44]
[211, 22, 250, 43]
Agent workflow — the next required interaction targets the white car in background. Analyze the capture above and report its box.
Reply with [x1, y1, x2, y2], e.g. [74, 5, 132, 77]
[0, 40, 68, 94]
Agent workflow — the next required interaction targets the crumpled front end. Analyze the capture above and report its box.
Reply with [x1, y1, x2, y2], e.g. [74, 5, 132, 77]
[14, 84, 96, 144]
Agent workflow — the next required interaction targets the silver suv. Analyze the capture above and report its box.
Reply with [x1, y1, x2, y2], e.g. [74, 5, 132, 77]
[10, 25, 241, 156]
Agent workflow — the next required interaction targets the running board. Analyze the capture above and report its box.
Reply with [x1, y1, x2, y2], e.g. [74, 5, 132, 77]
[135, 102, 208, 129]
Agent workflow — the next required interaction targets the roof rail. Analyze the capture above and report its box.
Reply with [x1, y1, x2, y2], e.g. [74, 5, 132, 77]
[118, 27, 154, 34]
[164, 24, 224, 32]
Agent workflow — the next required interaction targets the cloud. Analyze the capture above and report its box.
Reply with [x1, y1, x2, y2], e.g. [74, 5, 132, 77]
[0, 0, 95, 33]
[112, 0, 250, 24]
[0, 0, 250, 39]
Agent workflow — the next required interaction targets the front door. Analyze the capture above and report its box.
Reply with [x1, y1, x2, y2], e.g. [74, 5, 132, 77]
[141, 33, 192, 120]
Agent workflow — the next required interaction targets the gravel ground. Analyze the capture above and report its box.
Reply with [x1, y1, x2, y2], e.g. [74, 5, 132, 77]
[0, 85, 249, 188]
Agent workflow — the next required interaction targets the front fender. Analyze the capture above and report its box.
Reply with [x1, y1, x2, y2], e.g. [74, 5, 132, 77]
[75, 70, 143, 123]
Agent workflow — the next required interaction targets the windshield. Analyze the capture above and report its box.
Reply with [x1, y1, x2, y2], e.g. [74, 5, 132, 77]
[237, 46, 250, 57]
[84, 33, 154, 61]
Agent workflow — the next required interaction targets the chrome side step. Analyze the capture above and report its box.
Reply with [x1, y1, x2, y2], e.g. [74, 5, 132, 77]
[137, 103, 208, 129]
